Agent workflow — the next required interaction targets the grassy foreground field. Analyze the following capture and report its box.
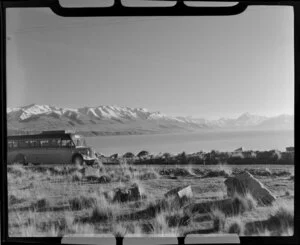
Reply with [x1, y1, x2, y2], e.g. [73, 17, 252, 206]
[7, 163, 294, 237]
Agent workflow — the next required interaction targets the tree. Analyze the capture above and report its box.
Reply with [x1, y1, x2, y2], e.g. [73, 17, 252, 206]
[123, 152, 135, 158]
[137, 150, 149, 158]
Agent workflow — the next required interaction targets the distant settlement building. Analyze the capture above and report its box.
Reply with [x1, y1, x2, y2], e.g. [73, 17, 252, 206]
[286, 147, 294, 153]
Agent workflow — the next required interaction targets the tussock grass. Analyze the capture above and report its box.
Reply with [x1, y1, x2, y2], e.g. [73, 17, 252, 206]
[7, 161, 294, 237]
[9, 194, 25, 205]
[226, 217, 245, 235]
[90, 205, 113, 222]
[31, 198, 51, 211]
[8, 164, 27, 177]
[159, 168, 192, 177]
[71, 171, 83, 182]
[224, 193, 257, 215]
[210, 208, 226, 231]
[203, 169, 230, 178]
[68, 196, 97, 210]
[267, 202, 294, 233]
[113, 223, 128, 238]
[147, 212, 180, 236]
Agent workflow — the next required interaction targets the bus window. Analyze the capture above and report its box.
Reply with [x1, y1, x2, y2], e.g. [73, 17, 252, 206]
[40, 139, 50, 148]
[61, 139, 73, 148]
[30, 139, 40, 148]
[18, 140, 29, 148]
[48, 138, 61, 148]
[8, 140, 13, 149]
[71, 135, 86, 146]
[12, 140, 18, 148]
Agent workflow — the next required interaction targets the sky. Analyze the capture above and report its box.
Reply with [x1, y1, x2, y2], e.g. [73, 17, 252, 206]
[6, 4, 294, 119]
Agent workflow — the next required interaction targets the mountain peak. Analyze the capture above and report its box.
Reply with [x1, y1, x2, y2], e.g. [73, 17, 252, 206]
[237, 112, 252, 119]
[6, 104, 293, 135]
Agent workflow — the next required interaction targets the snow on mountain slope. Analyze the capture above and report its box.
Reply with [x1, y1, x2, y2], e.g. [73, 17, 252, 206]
[7, 104, 294, 135]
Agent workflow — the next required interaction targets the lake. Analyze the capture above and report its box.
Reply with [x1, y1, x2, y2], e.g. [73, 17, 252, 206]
[86, 130, 294, 155]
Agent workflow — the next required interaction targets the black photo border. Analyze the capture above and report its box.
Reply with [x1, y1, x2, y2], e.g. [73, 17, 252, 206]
[1, 0, 299, 244]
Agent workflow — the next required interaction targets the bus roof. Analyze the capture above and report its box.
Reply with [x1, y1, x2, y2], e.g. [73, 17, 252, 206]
[7, 131, 73, 140]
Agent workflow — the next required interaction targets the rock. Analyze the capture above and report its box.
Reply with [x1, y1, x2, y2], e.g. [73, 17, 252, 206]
[112, 183, 141, 202]
[165, 185, 193, 199]
[165, 185, 193, 206]
[224, 171, 276, 205]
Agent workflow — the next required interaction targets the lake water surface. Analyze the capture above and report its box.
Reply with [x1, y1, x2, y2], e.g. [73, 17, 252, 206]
[86, 130, 294, 155]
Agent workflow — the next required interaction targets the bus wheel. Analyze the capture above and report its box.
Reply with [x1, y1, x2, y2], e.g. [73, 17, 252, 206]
[14, 154, 27, 165]
[72, 154, 84, 168]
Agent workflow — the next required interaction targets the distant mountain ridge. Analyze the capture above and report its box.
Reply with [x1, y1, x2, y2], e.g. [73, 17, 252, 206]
[7, 104, 294, 136]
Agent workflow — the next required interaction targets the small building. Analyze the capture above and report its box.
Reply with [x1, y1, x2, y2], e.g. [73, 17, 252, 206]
[286, 147, 294, 153]
[232, 147, 244, 158]
[234, 147, 244, 152]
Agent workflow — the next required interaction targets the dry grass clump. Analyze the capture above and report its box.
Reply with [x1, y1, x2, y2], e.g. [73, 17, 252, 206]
[203, 169, 230, 178]
[7, 164, 27, 177]
[201, 165, 232, 178]
[90, 205, 113, 222]
[187, 192, 257, 218]
[79, 192, 124, 223]
[31, 198, 52, 211]
[159, 168, 192, 177]
[68, 196, 97, 210]
[222, 198, 293, 236]
[113, 223, 128, 238]
[266, 204, 294, 234]
[71, 171, 83, 182]
[272, 170, 291, 177]
[210, 208, 226, 231]
[9, 194, 25, 205]
[244, 168, 272, 177]
[98, 175, 111, 183]
[224, 193, 257, 215]
[226, 217, 245, 235]
[191, 168, 206, 176]
[137, 169, 159, 180]
[144, 212, 180, 236]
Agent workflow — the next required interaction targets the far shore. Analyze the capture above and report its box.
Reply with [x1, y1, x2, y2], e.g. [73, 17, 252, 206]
[98, 147, 294, 166]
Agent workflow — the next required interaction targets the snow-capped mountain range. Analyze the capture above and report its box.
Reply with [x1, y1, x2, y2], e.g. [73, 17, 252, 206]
[7, 104, 294, 136]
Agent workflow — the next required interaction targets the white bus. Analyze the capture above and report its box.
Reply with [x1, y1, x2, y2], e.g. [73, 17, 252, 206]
[7, 130, 98, 166]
